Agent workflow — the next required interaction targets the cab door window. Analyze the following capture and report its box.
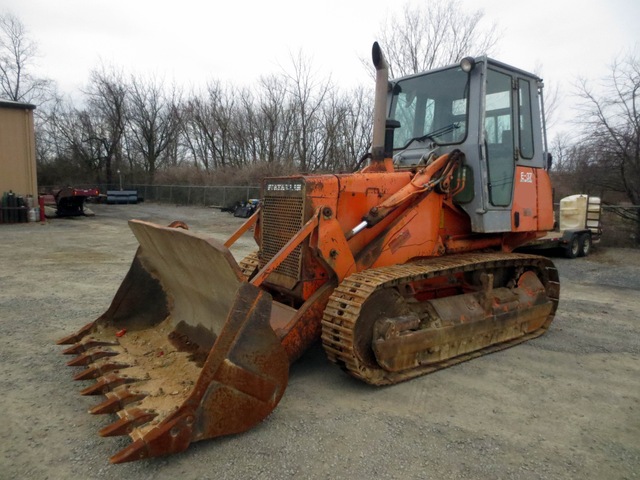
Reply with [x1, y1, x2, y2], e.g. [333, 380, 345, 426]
[518, 79, 534, 159]
[485, 69, 515, 207]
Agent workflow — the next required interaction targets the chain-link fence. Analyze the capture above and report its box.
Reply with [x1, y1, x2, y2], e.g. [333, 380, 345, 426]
[40, 184, 262, 208]
[131, 185, 261, 208]
[37, 183, 640, 246]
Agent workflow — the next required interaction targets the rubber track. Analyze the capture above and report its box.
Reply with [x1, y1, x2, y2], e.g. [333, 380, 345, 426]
[320, 252, 560, 385]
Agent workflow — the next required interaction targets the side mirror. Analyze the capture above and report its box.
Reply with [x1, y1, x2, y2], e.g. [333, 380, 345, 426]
[384, 119, 401, 158]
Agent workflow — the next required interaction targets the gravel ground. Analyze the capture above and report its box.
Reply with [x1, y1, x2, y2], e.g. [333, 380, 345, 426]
[0, 203, 638, 480]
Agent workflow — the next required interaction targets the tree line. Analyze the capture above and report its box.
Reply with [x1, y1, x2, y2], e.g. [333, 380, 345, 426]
[35, 62, 374, 187]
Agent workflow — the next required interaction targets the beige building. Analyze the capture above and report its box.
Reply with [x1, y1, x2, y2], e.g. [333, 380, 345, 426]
[0, 100, 37, 199]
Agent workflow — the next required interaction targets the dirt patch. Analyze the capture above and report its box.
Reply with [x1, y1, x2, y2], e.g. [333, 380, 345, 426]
[81, 317, 201, 438]
[0, 202, 638, 479]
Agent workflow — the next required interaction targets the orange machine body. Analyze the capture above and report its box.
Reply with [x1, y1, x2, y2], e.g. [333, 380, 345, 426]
[254, 163, 552, 303]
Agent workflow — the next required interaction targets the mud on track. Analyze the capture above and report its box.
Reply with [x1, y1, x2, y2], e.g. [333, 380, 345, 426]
[1, 202, 638, 479]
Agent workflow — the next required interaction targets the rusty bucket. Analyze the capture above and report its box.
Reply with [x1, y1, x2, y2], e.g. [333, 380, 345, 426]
[57, 221, 289, 463]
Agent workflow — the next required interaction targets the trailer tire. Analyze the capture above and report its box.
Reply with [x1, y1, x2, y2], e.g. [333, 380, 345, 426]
[579, 233, 592, 257]
[565, 234, 580, 259]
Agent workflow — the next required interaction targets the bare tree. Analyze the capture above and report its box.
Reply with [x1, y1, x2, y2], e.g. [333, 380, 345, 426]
[45, 96, 110, 183]
[575, 51, 640, 243]
[234, 87, 261, 166]
[40, 67, 128, 186]
[283, 51, 332, 171]
[335, 86, 374, 171]
[180, 93, 215, 171]
[83, 66, 128, 186]
[205, 81, 237, 168]
[549, 132, 576, 173]
[0, 12, 51, 103]
[126, 75, 182, 182]
[256, 74, 295, 164]
[312, 87, 373, 172]
[373, 0, 499, 78]
[181, 81, 242, 170]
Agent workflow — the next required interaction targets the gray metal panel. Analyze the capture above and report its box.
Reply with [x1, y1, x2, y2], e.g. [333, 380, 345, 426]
[474, 209, 512, 232]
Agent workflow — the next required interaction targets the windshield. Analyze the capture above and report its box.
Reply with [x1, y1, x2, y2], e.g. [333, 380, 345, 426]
[390, 66, 470, 149]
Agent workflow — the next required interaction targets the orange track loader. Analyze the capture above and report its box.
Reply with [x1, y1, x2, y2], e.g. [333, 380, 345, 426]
[58, 43, 560, 463]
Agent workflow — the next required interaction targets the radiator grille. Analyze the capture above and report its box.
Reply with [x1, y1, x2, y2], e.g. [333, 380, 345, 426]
[260, 193, 305, 282]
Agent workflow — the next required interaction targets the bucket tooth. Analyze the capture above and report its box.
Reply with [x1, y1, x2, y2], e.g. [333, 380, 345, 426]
[57, 322, 94, 345]
[110, 438, 153, 464]
[80, 373, 135, 396]
[63, 339, 117, 355]
[89, 389, 146, 415]
[109, 413, 194, 464]
[67, 350, 118, 367]
[99, 408, 157, 437]
[73, 362, 130, 381]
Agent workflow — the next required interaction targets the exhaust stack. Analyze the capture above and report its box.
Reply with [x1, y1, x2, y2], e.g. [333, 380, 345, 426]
[371, 42, 389, 163]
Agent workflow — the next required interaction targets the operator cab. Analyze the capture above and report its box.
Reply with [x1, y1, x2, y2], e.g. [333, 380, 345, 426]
[387, 57, 548, 233]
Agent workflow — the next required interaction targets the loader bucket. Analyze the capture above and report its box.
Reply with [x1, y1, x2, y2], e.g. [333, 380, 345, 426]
[57, 220, 289, 463]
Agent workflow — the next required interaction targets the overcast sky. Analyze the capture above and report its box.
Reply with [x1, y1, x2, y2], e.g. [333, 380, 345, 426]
[3, 0, 639, 137]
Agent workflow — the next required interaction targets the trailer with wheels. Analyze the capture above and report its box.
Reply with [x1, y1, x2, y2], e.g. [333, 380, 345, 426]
[522, 194, 602, 258]
[55, 187, 100, 217]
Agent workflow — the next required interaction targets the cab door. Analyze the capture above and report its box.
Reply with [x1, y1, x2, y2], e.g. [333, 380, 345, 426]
[511, 76, 540, 232]
[481, 66, 541, 232]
